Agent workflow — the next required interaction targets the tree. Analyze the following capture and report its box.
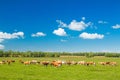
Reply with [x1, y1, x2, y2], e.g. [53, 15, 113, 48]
[85, 52, 94, 58]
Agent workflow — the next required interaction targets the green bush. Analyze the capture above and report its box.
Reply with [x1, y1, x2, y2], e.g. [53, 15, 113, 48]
[85, 53, 94, 58]
[105, 53, 120, 57]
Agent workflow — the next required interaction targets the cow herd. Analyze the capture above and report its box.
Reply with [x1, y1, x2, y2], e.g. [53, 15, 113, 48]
[0, 60, 15, 65]
[0, 59, 117, 67]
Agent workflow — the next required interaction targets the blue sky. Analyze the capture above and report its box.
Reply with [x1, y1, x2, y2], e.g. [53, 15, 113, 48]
[0, 0, 120, 52]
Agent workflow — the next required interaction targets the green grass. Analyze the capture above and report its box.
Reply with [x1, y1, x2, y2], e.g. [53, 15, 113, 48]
[0, 56, 120, 80]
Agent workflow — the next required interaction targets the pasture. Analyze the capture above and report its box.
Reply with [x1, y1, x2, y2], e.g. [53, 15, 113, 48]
[0, 56, 120, 80]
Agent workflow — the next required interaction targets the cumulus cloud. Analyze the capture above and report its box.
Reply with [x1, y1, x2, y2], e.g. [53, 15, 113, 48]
[53, 28, 67, 36]
[56, 18, 91, 31]
[31, 32, 46, 37]
[0, 44, 5, 49]
[98, 21, 108, 24]
[79, 32, 104, 39]
[112, 24, 120, 29]
[0, 31, 24, 40]
[0, 31, 24, 49]
[68, 20, 91, 31]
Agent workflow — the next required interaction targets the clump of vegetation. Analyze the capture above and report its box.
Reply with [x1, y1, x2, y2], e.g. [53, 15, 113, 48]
[0, 50, 120, 58]
[85, 52, 94, 58]
[105, 53, 120, 57]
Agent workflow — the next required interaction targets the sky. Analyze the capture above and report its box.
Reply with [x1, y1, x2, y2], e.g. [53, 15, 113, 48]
[0, 0, 120, 52]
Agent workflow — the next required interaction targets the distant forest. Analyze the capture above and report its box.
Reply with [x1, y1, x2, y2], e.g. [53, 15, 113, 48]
[0, 50, 120, 58]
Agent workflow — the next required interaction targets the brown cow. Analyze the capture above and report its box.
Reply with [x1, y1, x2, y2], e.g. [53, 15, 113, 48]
[66, 61, 72, 65]
[41, 61, 49, 66]
[51, 61, 62, 67]
[99, 61, 117, 66]
[85, 61, 96, 66]
[11, 60, 15, 63]
[23, 61, 31, 65]
[7, 60, 11, 65]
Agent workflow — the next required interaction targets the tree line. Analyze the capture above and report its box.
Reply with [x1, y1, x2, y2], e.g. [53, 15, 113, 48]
[0, 50, 120, 58]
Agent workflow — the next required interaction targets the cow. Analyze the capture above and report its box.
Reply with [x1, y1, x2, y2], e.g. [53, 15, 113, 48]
[109, 62, 117, 66]
[66, 61, 72, 65]
[99, 62, 106, 65]
[23, 61, 31, 65]
[51, 61, 62, 67]
[2, 60, 6, 64]
[30, 60, 38, 64]
[78, 61, 86, 65]
[0, 61, 3, 64]
[41, 61, 49, 66]
[11, 60, 15, 63]
[99, 61, 117, 66]
[85, 61, 96, 66]
[7, 60, 11, 65]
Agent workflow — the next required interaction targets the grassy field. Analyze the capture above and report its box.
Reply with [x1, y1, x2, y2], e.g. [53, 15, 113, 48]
[0, 56, 120, 80]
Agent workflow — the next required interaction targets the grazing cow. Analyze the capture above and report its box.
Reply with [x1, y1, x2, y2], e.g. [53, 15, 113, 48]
[37, 61, 41, 64]
[30, 60, 38, 64]
[56, 61, 62, 65]
[51, 61, 62, 67]
[85, 61, 96, 66]
[0, 61, 3, 64]
[99, 61, 117, 66]
[66, 61, 77, 65]
[11, 60, 15, 63]
[61, 61, 66, 65]
[66, 61, 72, 65]
[23, 61, 31, 65]
[71, 61, 77, 65]
[110, 62, 117, 66]
[1, 60, 6, 64]
[41, 61, 49, 66]
[7, 60, 11, 65]
[78, 61, 86, 65]
[106, 62, 111, 65]
[99, 62, 106, 65]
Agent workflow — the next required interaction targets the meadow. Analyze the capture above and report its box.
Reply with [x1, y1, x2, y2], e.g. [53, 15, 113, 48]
[0, 56, 120, 80]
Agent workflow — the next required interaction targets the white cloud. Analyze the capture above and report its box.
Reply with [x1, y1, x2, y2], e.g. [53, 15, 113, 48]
[56, 18, 92, 31]
[0, 31, 24, 49]
[0, 44, 4, 49]
[79, 32, 104, 39]
[60, 39, 67, 42]
[0, 39, 4, 43]
[32, 32, 46, 37]
[12, 32, 24, 38]
[112, 24, 120, 29]
[98, 21, 108, 24]
[56, 20, 67, 27]
[68, 20, 91, 31]
[0, 31, 24, 39]
[53, 28, 67, 36]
